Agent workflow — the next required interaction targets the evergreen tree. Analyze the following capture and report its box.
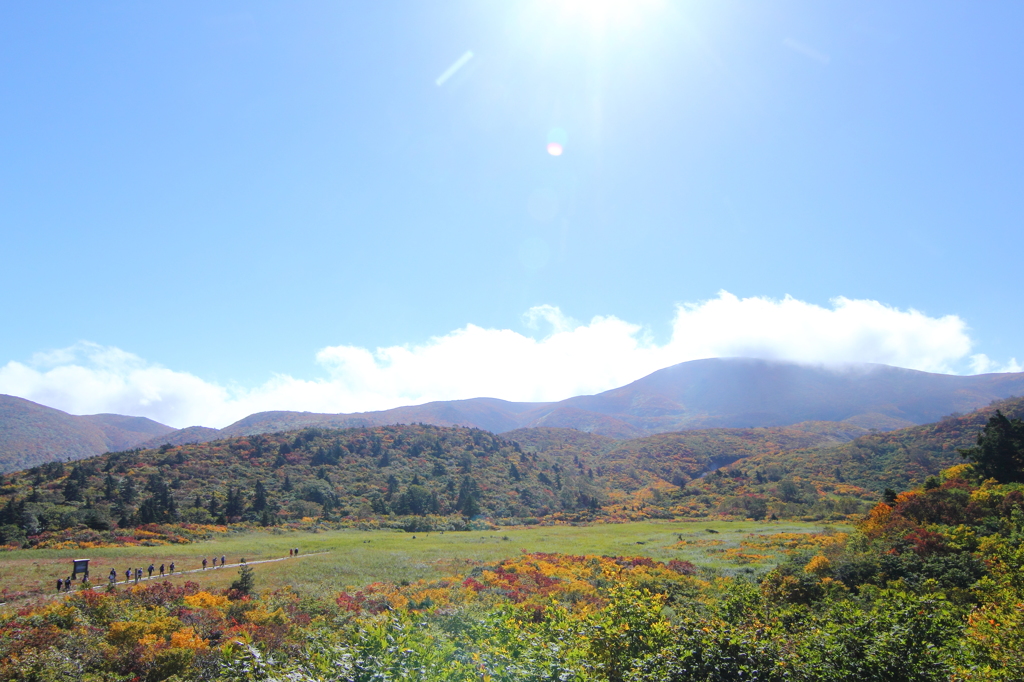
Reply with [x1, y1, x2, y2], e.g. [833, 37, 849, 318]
[225, 487, 245, 518]
[461, 493, 481, 518]
[230, 564, 256, 596]
[253, 480, 268, 512]
[283, 474, 293, 492]
[455, 476, 479, 513]
[119, 478, 137, 505]
[103, 473, 117, 501]
[62, 478, 82, 502]
[960, 410, 1024, 483]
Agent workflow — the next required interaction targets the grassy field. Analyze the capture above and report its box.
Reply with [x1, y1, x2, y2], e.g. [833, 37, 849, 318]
[0, 519, 847, 606]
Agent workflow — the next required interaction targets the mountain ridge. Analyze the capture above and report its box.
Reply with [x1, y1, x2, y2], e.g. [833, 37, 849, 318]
[4, 357, 1024, 471]
[0, 395, 175, 472]
[148, 358, 1024, 445]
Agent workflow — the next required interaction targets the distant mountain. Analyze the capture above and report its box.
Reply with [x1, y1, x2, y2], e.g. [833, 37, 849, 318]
[4, 358, 1024, 470]
[151, 358, 1024, 445]
[0, 395, 175, 473]
[139, 425, 221, 449]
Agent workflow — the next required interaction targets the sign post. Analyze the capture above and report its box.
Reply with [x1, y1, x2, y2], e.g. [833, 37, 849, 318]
[71, 559, 90, 581]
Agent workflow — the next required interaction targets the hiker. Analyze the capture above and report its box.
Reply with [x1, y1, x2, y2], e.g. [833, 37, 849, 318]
[289, 548, 293, 557]
[294, 547, 299, 556]
[221, 555, 226, 567]
[109, 568, 117, 585]
[65, 577, 72, 592]
[202, 557, 208, 570]
[135, 568, 142, 583]
[159, 563, 165, 576]
[147, 564, 154, 578]
[169, 562, 175, 574]
[57, 578, 63, 593]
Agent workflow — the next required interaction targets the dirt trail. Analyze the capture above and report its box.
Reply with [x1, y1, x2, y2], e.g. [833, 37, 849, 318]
[1, 551, 330, 607]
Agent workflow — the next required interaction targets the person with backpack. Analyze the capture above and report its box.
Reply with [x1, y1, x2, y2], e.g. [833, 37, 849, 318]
[56, 578, 63, 593]
[125, 568, 132, 583]
[159, 564, 165, 576]
[109, 568, 117, 586]
[202, 557, 208, 570]
[147, 564, 154, 578]
[169, 562, 175, 574]
[135, 568, 142, 583]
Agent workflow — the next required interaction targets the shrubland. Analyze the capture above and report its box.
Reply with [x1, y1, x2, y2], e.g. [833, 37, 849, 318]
[2, 409, 1024, 679]
[3, 397, 1023, 550]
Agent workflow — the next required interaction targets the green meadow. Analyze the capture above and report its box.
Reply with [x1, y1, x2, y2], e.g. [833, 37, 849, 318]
[0, 519, 845, 605]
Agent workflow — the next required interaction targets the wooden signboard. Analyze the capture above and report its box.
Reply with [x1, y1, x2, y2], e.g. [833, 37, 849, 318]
[72, 558, 90, 580]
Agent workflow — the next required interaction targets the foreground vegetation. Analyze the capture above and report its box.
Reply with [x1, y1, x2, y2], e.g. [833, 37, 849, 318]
[2, 406, 1023, 680]
[2, 443, 1023, 679]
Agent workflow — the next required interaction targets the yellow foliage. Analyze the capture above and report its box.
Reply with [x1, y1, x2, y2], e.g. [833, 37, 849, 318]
[106, 621, 147, 646]
[184, 591, 230, 609]
[941, 463, 972, 481]
[106, 615, 180, 646]
[860, 503, 892, 539]
[894, 490, 920, 505]
[244, 607, 288, 626]
[169, 627, 209, 650]
[804, 555, 832, 576]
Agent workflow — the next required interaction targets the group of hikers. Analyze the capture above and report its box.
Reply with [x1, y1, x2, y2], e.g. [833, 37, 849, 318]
[201, 555, 232, 571]
[56, 548, 301, 593]
[107, 561, 178, 587]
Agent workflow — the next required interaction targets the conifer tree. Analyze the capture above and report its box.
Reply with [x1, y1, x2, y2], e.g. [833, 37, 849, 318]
[960, 410, 1024, 482]
[103, 473, 117, 501]
[253, 480, 268, 512]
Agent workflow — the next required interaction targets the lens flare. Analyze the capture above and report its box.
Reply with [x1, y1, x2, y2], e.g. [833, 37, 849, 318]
[546, 142, 564, 156]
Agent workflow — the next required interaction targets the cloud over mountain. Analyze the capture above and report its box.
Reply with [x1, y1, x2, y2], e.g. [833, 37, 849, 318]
[0, 292, 1015, 428]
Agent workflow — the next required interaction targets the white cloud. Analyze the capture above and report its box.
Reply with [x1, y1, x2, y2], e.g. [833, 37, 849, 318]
[0, 292, 1014, 429]
[968, 353, 1023, 375]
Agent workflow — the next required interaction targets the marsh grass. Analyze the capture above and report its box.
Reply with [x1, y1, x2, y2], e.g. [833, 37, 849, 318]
[0, 519, 847, 606]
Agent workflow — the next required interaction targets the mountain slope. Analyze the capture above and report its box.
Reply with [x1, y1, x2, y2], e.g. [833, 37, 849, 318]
[150, 359, 1024, 445]
[5, 358, 1024, 469]
[730, 395, 1024, 494]
[0, 396, 174, 472]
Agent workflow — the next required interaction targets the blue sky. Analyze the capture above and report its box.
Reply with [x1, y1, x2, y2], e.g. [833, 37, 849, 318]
[2, 1, 1022, 427]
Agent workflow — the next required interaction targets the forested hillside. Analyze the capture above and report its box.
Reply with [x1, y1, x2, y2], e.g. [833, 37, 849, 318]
[0, 424, 612, 548]
[0, 398, 1014, 549]
[640, 396, 1024, 522]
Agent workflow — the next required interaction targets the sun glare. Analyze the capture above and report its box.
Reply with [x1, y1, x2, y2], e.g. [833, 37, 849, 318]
[549, 0, 662, 32]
